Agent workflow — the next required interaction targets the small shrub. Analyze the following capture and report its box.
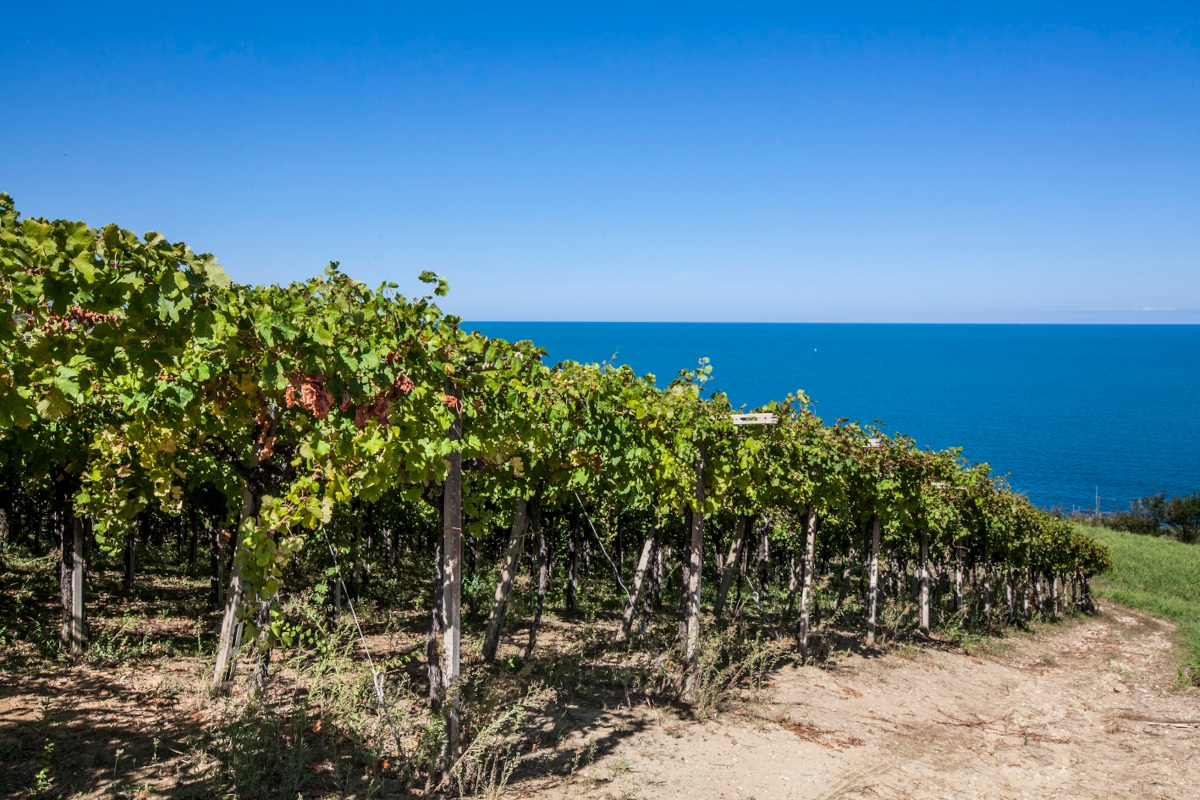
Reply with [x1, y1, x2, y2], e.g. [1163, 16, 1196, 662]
[217, 701, 312, 799]
[689, 629, 787, 720]
[441, 685, 556, 799]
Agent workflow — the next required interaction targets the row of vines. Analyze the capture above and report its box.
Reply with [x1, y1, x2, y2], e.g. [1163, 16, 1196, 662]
[0, 193, 1109, 779]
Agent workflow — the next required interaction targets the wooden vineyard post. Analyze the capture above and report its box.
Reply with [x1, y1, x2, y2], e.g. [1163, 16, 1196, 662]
[683, 443, 706, 700]
[756, 522, 770, 590]
[57, 502, 70, 647]
[837, 552, 853, 610]
[953, 543, 964, 616]
[211, 481, 258, 692]
[70, 515, 87, 653]
[918, 529, 931, 636]
[186, 518, 198, 573]
[526, 501, 549, 656]
[797, 504, 818, 659]
[123, 527, 136, 594]
[207, 522, 218, 607]
[865, 514, 881, 647]
[1050, 572, 1060, 619]
[617, 528, 660, 644]
[481, 497, 529, 663]
[426, 533, 445, 709]
[677, 512, 692, 644]
[713, 515, 749, 622]
[1020, 570, 1031, 620]
[441, 383, 464, 763]
[650, 541, 665, 609]
[982, 530, 993, 625]
[251, 593, 275, 696]
[785, 547, 801, 615]
[1032, 569, 1043, 618]
[1006, 570, 1016, 622]
[566, 511, 580, 612]
[60, 493, 88, 654]
[0, 504, 7, 572]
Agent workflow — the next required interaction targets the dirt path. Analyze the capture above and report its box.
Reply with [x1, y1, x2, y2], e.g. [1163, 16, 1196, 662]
[2, 605, 1196, 798]
[519, 607, 1200, 800]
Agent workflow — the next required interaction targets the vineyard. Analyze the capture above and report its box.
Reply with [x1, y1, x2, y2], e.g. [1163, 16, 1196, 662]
[0, 194, 1114, 797]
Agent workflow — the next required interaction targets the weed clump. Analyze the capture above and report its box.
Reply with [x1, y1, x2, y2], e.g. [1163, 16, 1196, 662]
[689, 629, 788, 720]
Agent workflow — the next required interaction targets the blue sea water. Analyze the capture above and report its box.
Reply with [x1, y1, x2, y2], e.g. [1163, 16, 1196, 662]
[466, 323, 1200, 511]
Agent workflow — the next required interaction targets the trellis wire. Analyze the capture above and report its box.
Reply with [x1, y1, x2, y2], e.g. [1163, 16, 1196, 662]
[574, 491, 672, 676]
[573, 490, 637, 611]
[322, 528, 406, 764]
[740, 567, 781, 638]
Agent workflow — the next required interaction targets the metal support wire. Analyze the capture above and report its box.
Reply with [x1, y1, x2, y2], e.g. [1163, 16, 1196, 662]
[322, 529, 406, 764]
[573, 491, 636, 610]
[740, 568, 781, 638]
[574, 492, 671, 675]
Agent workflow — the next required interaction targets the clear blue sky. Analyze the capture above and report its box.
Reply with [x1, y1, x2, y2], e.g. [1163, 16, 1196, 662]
[3, 2, 1197, 322]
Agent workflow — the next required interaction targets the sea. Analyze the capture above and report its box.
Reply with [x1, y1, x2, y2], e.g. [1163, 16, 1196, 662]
[466, 323, 1200, 512]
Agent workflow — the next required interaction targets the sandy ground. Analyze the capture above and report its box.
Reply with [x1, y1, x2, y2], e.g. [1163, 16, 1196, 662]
[515, 608, 1200, 800]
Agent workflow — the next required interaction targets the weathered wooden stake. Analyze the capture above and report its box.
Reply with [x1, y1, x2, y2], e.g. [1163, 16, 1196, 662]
[526, 503, 549, 656]
[481, 497, 528, 663]
[756, 522, 770, 589]
[566, 512, 580, 612]
[207, 521, 223, 609]
[1006, 570, 1016, 622]
[785, 547, 801, 616]
[713, 515, 749, 621]
[617, 528, 660, 643]
[953, 544, 964, 616]
[1050, 572, 1060, 619]
[251, 594, 275, 696]
[186, 519, 198, 573]
[123, 526, 136, 594]
[211, 482, 258, 692]
[677, 513, 692, 643]
[60, 498, 88, 654]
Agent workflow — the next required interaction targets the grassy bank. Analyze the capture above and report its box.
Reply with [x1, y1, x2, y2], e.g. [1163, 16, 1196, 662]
[1079, 523, 1200, 683]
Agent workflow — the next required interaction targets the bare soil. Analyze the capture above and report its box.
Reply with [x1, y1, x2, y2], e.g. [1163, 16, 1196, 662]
[2, 605, 1197, 799]
[514, 607, 1200, 800]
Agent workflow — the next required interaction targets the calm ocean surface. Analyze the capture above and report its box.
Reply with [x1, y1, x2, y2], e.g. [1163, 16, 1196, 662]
[467, 323, 1199, 511]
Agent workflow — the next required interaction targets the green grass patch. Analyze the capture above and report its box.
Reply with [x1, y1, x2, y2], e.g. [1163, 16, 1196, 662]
[1079, 523, 1200, 683]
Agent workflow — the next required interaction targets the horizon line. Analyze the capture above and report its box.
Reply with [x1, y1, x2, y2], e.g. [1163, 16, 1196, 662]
[466, 319, 1200, 326]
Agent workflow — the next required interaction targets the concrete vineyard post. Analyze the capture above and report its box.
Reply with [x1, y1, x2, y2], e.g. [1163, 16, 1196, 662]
[442, 383, 463, 762]
[953, 543, 964, 615]
[426, 529, 445, 709]
[918, 529, 931, 636]
[865, 514, 881, 647]
[797, 504, 819, 659]
[683, 443, 706, 700]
